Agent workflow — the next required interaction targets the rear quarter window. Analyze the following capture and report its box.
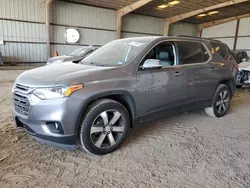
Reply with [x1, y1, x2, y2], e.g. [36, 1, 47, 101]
[210, 41, 235, 61]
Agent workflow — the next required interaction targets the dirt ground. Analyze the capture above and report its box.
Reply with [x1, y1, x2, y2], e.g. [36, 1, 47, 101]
[1, 70, 250, 188]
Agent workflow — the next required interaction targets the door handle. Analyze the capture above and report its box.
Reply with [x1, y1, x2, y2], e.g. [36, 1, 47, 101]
[210, 67, 218, 71]
[173, 71, 183, 76]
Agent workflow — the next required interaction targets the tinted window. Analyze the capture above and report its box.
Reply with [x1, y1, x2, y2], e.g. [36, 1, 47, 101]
[142, 42, 176, 68]
[210, 41, 234, 61]
[177, 41, 210, 65]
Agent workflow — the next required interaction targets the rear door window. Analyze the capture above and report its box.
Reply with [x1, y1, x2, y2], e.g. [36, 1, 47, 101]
[210, 41, 235, 61]
[177, 41, 210, 65]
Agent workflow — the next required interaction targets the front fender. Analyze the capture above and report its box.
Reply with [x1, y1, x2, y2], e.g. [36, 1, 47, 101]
[72, 89, 137, 134]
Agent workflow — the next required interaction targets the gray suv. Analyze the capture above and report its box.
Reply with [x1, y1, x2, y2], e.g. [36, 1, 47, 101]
[13, 36, 238, 155]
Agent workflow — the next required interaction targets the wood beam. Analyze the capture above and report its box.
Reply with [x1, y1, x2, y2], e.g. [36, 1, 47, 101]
[199, 13, 250, 29]
[166, 0, 249, 24]
[164, 20, 170, 36]
[45, 0, 53, 59]
[196, 24, 204, 37]
[116, 0, 153, 39]
[233, 19, 240, 50]
[116, 12, 122, 39]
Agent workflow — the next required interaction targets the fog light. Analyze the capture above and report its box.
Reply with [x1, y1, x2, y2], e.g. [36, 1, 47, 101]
[45, 122, 63, 134]
[55, 122, 59, 130]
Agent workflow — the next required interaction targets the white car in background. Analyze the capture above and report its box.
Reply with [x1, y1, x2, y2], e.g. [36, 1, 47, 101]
[46, 46, 98, 65]
[236, 57, 250, 88]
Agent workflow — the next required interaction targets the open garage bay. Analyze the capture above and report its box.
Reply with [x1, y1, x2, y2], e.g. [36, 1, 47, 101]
[1, 70, 250, 188]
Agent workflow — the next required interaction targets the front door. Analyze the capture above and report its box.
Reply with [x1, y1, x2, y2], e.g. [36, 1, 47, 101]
[135, 41, 188, 119]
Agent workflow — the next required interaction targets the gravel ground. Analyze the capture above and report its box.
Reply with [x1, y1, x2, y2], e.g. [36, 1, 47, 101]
[1, 70, 250, 188]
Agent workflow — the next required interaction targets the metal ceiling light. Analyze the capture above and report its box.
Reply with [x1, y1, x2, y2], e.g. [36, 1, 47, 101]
[208, 11, 219, 15]
[197, 10, 219, 18]
[157, 4, 168, 9]
[168, 0, 180, 6]
[157, 0, 180, 9]
[197, 13, 207, 17]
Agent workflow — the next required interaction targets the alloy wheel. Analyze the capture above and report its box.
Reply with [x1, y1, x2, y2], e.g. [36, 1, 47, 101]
[215, 90, 230, 115]
[90, 110, 125, 149]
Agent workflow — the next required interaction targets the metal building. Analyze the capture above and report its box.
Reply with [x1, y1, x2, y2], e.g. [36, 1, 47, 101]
[0, 0, 250, 63]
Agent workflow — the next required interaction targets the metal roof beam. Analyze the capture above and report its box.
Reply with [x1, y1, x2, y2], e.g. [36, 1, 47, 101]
[166, 0, 249, 24]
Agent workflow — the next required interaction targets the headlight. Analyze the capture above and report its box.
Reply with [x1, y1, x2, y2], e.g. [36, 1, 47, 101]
[33, 85, 83, 99]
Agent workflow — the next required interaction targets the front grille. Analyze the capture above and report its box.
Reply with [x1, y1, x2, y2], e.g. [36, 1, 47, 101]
[13, 92, 30, 116]
[16, 84, 29, 92]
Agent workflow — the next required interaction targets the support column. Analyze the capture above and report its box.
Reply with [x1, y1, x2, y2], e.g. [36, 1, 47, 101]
[196, 24, 203, 37]
[233, 19, 240, 50]
[116, 11, 122, 39]
[45, 0, 53, 59]
[164, 20, 170, 36]
[115, 0, 153, 39]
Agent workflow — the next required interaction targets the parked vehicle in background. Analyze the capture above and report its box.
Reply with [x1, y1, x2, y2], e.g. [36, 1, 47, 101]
[13, 36, 238, 155]
[46, 46, 97, 65]
[236, 57, 250, 88]
[232, 50, 248, 64]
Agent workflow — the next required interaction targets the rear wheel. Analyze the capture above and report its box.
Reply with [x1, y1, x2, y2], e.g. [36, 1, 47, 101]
[205, 84, 231, 118]
[79, 99, 130, 155]
[236, 85, 243, 88]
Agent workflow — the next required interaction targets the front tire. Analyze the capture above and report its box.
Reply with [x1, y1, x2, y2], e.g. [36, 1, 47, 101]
[205, 84, 231, 118]
[79, 99, 130, 155]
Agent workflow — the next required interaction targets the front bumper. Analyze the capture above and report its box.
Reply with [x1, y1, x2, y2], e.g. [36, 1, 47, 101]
[236, 69, 250, 86]
[13, 93, 83, 147]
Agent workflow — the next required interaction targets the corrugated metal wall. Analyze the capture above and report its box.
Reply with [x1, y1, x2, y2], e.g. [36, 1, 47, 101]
[0, 0, 167, 63]
[237, 17, 250, 56]
[202, 21, 237, 38]
[50, 1, 117, 56]
[0, 0, 46, 62]
[168, 22, 197, 37]
[121, 14, 164, 38]
[0, 0, 45, 22]
[202, 19, 250, 55]
[0, 0, 200, 63]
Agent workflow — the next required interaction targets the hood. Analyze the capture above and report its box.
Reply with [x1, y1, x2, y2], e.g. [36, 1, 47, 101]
[48, 55, 82, 63]
[15, 62, 117, 87]
[239, 61, 250, 70]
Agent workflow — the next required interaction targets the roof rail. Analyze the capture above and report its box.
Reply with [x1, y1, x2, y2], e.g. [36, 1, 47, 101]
[171, 35, 201, 39]
[170, 35, 222, 42]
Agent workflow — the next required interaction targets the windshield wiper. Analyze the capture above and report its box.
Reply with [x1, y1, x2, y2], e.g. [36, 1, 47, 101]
[90, 62, 104, 66]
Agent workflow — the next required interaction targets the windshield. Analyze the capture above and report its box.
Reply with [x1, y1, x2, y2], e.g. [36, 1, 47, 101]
[69, 47, 91, 56]
[80, 38, 151, 66]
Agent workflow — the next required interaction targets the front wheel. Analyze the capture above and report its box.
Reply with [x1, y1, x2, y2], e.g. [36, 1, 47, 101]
[205, 84, 231, 118]
[79, 99, 130, 155]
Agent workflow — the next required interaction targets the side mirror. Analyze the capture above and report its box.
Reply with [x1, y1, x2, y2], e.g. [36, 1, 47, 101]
[141, 59, 162, 69]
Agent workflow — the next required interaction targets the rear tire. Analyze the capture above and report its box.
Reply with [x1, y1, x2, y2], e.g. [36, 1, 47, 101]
[79, 99, 130, 155]
[205, 84, 231, 118]
[236, 85, 243, 88]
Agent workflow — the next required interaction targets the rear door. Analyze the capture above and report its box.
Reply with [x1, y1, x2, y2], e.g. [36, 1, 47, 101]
[174, 40, 210, 103]
[199, 41, 237, 100]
